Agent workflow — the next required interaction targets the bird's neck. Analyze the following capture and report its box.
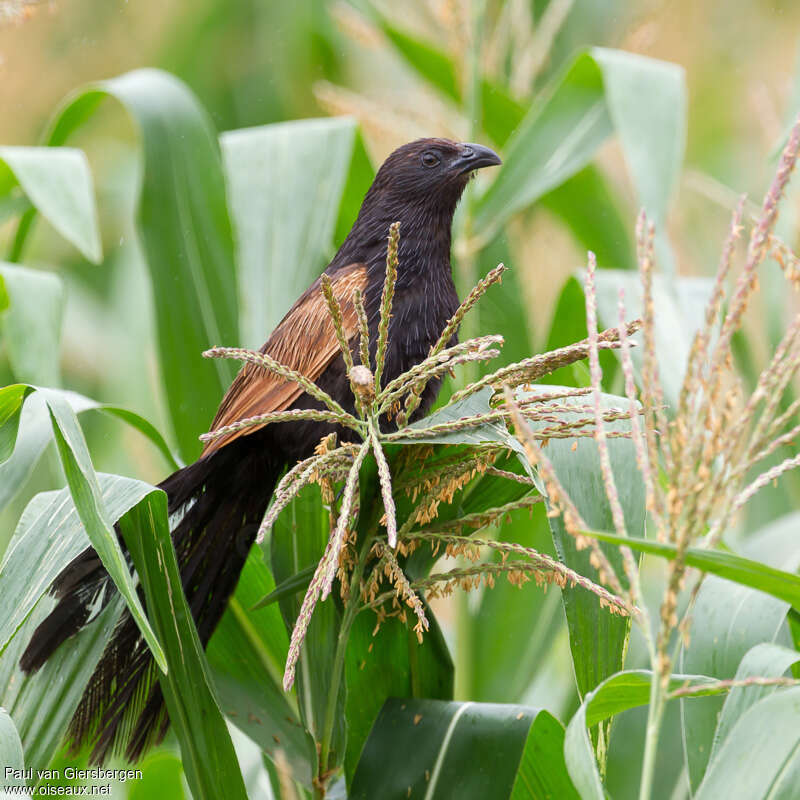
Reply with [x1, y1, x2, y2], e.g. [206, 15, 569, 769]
[332, 197, 459, 287]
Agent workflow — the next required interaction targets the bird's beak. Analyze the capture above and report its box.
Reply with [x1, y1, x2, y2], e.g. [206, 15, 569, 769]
[451, 142, 502, 175]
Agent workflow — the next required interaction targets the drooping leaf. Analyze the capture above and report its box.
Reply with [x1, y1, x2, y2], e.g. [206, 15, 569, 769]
[0, 265, 65, 386]
[41, 387, 166, 671]
[46, 69, 240, 463]
[0, 475, 158, 771]
[0, 146, 101, 263]
[119, 491, 248, 800]
[0, 473, 153, 656]
[0, 386, 179, 511]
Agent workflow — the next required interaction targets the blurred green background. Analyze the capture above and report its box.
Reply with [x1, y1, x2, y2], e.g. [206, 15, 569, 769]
[2, 2, 800, 797]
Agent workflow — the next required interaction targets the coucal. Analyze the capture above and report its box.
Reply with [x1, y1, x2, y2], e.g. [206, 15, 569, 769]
[20, 137, 502, 762]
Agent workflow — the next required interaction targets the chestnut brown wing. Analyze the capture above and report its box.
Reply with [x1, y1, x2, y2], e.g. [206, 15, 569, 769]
[202, 263, 367, 456]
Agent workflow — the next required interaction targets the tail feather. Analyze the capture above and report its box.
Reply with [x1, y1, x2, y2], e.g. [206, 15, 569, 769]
[20, 435, 280, 763]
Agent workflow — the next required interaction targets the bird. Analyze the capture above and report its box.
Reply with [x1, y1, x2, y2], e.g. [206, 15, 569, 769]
[19, 137, 502, 763]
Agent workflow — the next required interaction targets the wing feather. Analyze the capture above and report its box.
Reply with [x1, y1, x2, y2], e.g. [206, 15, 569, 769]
[201, 263, 367, 455]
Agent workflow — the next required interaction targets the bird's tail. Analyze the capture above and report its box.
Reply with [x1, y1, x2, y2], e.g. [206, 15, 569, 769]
[19, 436, 280, 763]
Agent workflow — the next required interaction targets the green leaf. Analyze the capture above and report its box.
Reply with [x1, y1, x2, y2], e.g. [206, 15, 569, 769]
[46, 69, 240, 463]
[0, 386, 179, 510]
[590, 48, 685, 230]
[510, 710, 580, 800]
[0, 707, 27, 793]
[529, 390, 644, 750]
[0, 146, 101, 263]
[270, 486, 346, 767]
[0, 474, 156, 770]
[564, 669, 719, 800]
[0, 473, 153, 656]
[343, 608, 454, 785]
[41, 387, 166, 671]
[380, 22, 460, 100]
[539, 166, 635, 271]
[473, 48, 686, 251]
[581, 530, 800, 612]
[251, 564, 316, 610]
[0, 383, 32, 465]
[374, 19, 525, 147]
[587, 269, 714, 408]
[694, 687, 800, 799]
[119, 491, 247, 800]
[678, 574, 794, 790]
[350, 698, 541, 799]
[208, 547, 315, 787]
[474, 52, 611, 240]
[220, 117, 357, 348]
[0, 265, 64, 386]
[710, 643, 800, 762]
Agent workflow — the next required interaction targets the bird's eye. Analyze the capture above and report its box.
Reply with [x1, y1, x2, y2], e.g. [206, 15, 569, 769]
[421, 151, 440, 168]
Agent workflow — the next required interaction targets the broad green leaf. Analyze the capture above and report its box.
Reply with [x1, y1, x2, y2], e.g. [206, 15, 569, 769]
[41, 387, 166, 671]
[564, 669, 719, 800]
[208, 547, 315, 787]
[529, 390, 645, 753]
[473, 49, 686, 251]
[350, 698, 539, 799]
[0, 473, 153, 656]
[0, 265, 64, 386]
[581, 530, 800, 612]
[270, 485, 346, 771]
[343, 607, 454, 785]
[694, 687, 800, 800]
[0, 146, 101, 263]
[119, 491, 247, 800]
[710, 643, 800, 761]
[591, 48, 685, 230]
[509, 710, 580, 800]
[0, 707, 27, 793]
[46, 69, 240, 463]
[0, 386, 179, 511]
[587, 269, 714, 407]
[474, 52, 612, 240]
[220, 117, 357, 348]
[0, 474, 154, 770]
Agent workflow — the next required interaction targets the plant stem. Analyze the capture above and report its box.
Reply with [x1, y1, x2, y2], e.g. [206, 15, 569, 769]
[316, 534, 373, 794]
[639, 668, 667, 800]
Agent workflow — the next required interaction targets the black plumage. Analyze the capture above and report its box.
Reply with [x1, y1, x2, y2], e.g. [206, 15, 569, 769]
[20, 137, 501, 762]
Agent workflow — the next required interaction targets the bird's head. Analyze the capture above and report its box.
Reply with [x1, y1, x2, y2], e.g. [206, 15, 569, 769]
[370, 138, 502, 209]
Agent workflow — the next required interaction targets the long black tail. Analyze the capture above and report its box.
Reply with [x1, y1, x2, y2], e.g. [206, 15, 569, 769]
[20, 435, 280, 763]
